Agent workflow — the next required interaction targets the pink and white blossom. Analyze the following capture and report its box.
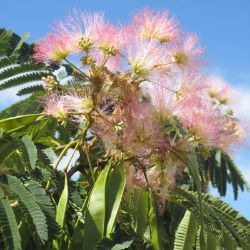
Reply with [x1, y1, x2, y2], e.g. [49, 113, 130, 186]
[170, 34, 204, 68]
[129, 8, 180, 43]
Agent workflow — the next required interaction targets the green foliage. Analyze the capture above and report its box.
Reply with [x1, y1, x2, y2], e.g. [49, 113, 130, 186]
[54, 175, 69, 249]
[0, 29, 49, 100]
[169, 187, 250, 249]
[173, 210, 198, 250]
[203, 149, 249, 199]
[5, 175, 48, 243]
[81, 160, 126, 250]
[0, 27, 249, 250]
[0, 196, 22, 250]
[148, 189, 162, 250]
[20, 135, 38, 169]
[0, 28, 33, 62]
[0, 113, 44, 133]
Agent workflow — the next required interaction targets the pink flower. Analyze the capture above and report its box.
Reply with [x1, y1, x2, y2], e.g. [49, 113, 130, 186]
[130, 8, 180, 43]
[89, 49, 122, 71]
[127, 40, 170, 79]
[145, 72, 209, 121]
[61, 91, 93, 122]
[170, 34, 204, 68]
[58, 10, 106, 52]
[179, 102, 242, 151]
[120, 94, 170, 164]
[208, 76, 237, 105]
[133, 160, 183, 214]
[53, 10, 124, 54]
[95, 23, 125, 54]
[34, 33, 74, 62]
[43, 93, 69, 121]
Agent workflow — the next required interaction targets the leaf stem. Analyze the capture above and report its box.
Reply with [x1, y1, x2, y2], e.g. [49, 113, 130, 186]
[64, 140, 80, 172]
[45, 140, 77, 191]
[84, 143, 95, 183]
[64, 58, 90, 80]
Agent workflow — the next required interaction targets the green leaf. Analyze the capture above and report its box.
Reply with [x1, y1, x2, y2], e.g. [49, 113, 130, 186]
[0, 133, 18, 166]
[148, 189, 161, 250]
[56, 175, 68, 228]
[169, 187, 250, 248]
[0, 71, 48, 91]
[5, 175, 48, 243]
[134, 188, 149, 238]
[10, 32, 30, 57]
[173, 210, 198, 250]
[0, 57, 12, 69]
[0, 196, 22, 250]
[82, 160, 113, 250]
[17, 84, 44, 96]
[20, 135, 37, 169]
[111, 240, 133, 250]
[41, 147, 55, 164]
[0, 94, 43, 119]
[54, 175, 68, 249]
[0, 64, 40, 81]
[0, 113, 44, 133]
[105, 160, 125, 237]
[69, 191, 91, 249]
[25, 179, 58, 242]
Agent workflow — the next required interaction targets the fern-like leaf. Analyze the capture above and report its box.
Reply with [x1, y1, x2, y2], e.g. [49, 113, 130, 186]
[0, 71, 48, 91]
[0, 64, 42, 81]
[169, 187, 250, 249]
[0, 57, 13, 69]
[5, 175, 48, 243]
[19, 135, 37, 169]
[173, 210, 198, 250]
[17, 84, 44, 96]
[0, 195, 22, 250]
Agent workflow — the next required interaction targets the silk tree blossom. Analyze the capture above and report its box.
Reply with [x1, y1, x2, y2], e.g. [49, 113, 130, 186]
[122, 97, 167, 163]
[127, 40, 170, 79]
[208, 76, 237, 105]
[89, 49, 122, 71]
[62, 92, 93, 112]
[131, 160, 182, 214]
[57, 10, 106, 52]
[170, 34, 204, 68]
[34, 34, 74, 62]
[130, 8, 180, 43]
[55, 11, 123, 54]
[43, 93, 69, 122]
[175, 72, 209, 100]
[179, 103, 242, 151]
[145, 73, 208, 121]
[37, 8, 245, 207]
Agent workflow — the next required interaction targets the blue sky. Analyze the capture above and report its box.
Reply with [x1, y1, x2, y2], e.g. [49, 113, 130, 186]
[1, 0, 250, 218]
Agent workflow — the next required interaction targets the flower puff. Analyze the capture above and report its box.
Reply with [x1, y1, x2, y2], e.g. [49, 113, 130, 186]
[34, 34, 74, 62]
[208, 76, 237, 105]
[131, 8, 180, 43]
[43, 93, 69, 121]
[178, 102, 242, 151]
[170, 34, 204, 69]
[127, 40, 169, 79]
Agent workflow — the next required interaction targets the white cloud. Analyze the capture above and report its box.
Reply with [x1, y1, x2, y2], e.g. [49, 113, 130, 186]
[241, 168, 250, 183]
[232, 88, 250, 123]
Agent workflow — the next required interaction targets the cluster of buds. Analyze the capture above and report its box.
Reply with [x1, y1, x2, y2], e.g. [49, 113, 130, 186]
[42, 76, 57, 90]
[35, 8, 244, 210]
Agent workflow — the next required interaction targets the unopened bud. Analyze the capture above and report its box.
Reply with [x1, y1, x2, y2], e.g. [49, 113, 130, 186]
[42, 76, 57, 90]
[99, 44, 117, 56]
[78, 37, 93, 52]
[171, 51, 189, 66]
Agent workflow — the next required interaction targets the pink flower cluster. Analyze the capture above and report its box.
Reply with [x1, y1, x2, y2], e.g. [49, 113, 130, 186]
[36, 8, 243, 208]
